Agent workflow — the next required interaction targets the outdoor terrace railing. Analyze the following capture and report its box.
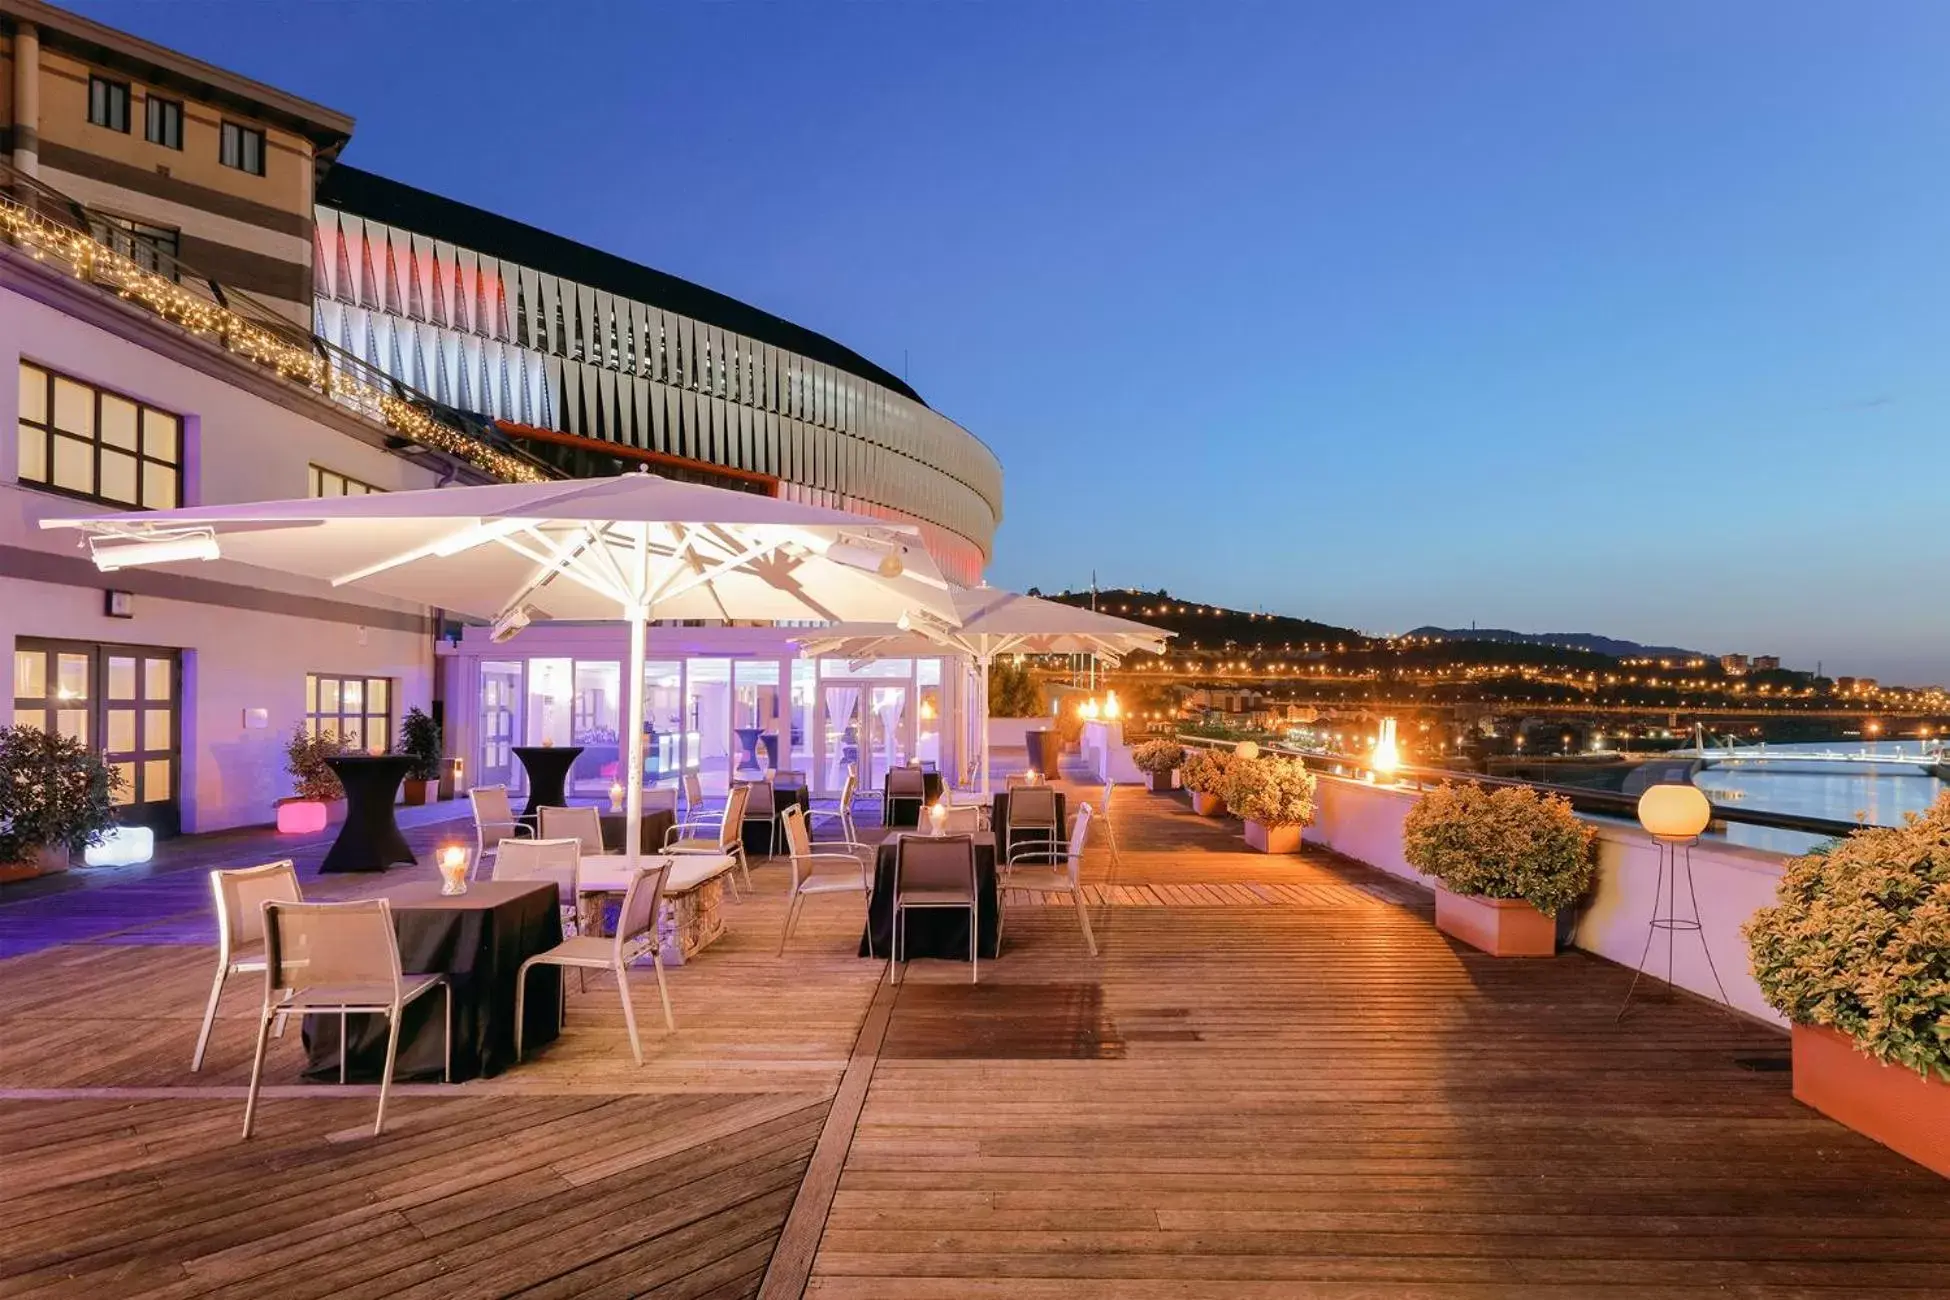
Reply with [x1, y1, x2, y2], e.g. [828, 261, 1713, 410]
[1174, 732, 1867, 842]
[0, 160, 551, 486]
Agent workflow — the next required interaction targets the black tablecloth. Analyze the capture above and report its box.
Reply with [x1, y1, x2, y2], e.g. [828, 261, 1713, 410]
[319, 755, 416, 874]
[740, 786, 809, 855]
[861, 832, 1000, 961]
[881, 771, 947, 826]
[599, 808, 676, 853]
[513, 746, 583, 825]
[302, 880, 563, 1083]
[991, 789, 1067, 865]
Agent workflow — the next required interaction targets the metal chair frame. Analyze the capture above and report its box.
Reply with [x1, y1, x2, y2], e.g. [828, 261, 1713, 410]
[515, 863, 674, 1066]
[192, 860, 300, 1072]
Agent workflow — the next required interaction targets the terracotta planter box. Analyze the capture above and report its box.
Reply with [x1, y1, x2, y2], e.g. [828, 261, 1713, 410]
[0, 845, 69, 882]
[1148, 771, 1176, 793]
[1434, 887, 1556, 957]
[1792, 1024, 1950, 1178]
[403, 778, 436, 806]
[1189, 791, 1226, 817]
[1243, 820, 1302, 854]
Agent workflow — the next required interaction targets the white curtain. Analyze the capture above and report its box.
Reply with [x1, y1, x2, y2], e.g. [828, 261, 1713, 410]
[876, 692, 906, 773]
[823, 686, 860, 791]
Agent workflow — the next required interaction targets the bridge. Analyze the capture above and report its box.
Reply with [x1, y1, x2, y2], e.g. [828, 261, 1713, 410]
[1672, 743, 1950, 778]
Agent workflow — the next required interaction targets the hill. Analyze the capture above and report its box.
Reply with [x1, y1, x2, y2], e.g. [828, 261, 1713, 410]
[1406, 626, 1710, 661]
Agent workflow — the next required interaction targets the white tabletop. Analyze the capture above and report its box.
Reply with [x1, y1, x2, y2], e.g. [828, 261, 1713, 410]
[576, 852, 737, 894]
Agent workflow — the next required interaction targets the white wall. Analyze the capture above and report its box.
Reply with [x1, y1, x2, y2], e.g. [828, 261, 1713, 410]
[1305, 774, 1787, 1025]
[0, 281, 443, 832]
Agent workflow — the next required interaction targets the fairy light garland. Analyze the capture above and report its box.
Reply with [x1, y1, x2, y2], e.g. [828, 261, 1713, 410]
[0, 194, 548, 484]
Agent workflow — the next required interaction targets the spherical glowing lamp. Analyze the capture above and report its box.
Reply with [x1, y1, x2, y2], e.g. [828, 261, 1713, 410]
[1234, 741, 1260, 760]
[1636, 784, 1711, 841]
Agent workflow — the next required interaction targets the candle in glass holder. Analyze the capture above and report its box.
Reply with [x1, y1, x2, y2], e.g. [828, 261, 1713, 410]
[929, 799, 948, 836]
[1026, 769, 1040, 786]
[609, 781, 624, 812]
[437, 844, 471, 895]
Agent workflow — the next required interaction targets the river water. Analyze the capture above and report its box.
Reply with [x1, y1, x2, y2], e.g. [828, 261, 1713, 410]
[1691, 741, 1945, 855]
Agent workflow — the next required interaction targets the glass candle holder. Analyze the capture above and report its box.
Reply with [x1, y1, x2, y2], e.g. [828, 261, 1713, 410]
[437, 845, 471, 895]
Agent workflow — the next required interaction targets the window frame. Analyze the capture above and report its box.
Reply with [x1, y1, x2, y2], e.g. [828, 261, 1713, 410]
[15, 361, 184, 510]
[144, 95, 184, 150]
[87, 75, 131, 133]
[308, 464, 386, 498]
[86, 213, 181, 280]
[305, 673, 393, 754]
[219, 120, 266, 176]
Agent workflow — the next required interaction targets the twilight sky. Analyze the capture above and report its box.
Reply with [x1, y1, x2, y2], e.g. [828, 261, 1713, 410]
[73, 2, 1950, 684]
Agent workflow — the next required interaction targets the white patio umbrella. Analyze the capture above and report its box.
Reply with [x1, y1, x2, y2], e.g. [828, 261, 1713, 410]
[43, 471, 958, 883]
[795, 585, 1172, 793]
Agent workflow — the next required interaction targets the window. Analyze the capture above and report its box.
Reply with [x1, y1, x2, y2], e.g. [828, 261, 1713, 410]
[144, 95, 183, 149]
[309, 464, 384, 497]
[220, 121, 264, 176]
[87, 215, 179, 279]
[13, 641, 182, 835]
[16, 361, 183, 508]
[88, 76, 130, 132]
[306, 674, 392, 753]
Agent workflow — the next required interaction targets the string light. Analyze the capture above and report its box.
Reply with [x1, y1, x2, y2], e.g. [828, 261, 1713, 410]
[0, 191, 548, 485]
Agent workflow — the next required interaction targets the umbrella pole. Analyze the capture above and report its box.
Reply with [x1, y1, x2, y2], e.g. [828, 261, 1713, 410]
[622, 600, 649, 884]
[978, 652, 992, 797]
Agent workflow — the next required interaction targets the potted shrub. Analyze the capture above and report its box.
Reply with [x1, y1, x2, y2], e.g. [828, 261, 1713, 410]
[400, 707, 442, 805]
[0, 725, 122, 880]
[1132, 740, 1186, 793]
[1745, 793, 1950, 1177]
[1402, 782, 1597, 957]
[277, 724, 347, 834]
[1180, 748, 1231, 817]
[1223, 754, 1317, 854]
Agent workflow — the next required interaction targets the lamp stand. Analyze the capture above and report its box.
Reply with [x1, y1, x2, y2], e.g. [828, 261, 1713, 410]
[1617, 834, 1732, 1022]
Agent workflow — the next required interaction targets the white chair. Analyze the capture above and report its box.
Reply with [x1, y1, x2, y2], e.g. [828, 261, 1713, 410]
[1098, 779, 1125, 871]
[665, 782, 752, 895]
[539, 805, 605, 857]
[892, 833, 981, 985]
[886, 766, 928, 827]
[192, 860, 300, 1072]
[777, 805, 874, 957]
[515, 863, 673, 1066]
[242, 898, 451, 1139]
[741, 779, 781, 856]
[1007, 803, 1098, 956]
[469, 785, 532, 878]
[936, 803, 984, 834]
[807, 770, 861, 846]
[1004, 785, 1061, 863]
[492, 837, 583, 938]
[681, 771, 721, 820]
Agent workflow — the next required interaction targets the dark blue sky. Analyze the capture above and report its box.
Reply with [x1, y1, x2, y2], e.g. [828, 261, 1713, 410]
[73, 2, 1950, 683]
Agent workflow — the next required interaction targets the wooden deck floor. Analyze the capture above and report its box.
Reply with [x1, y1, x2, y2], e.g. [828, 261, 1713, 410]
[3, 782, 1947, 1298]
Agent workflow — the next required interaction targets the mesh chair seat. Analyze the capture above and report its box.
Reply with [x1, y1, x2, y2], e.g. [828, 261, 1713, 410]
[795, 870, 868, 895]
[667, 836, 725, 854]
[1003, 869, 1074, 893]
[279, 974, 444, 1012]
[522, 935, 632, 969]
[226, 940, 268, 970]
[898, 885, 976, 907]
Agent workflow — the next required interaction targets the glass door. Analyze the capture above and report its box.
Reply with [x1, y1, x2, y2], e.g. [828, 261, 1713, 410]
[820, 683, 864, 792]
[478, 660, 520, 789]
[865, 684, 912, 788]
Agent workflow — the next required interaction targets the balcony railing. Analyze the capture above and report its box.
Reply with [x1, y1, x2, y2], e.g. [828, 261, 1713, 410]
[0, 161, 552, 486]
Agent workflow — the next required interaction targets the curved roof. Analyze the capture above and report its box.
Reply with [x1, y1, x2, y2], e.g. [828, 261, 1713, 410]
[315, 163, 925, 405]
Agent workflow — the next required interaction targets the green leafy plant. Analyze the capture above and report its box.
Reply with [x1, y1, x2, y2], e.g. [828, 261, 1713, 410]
[285, 724, 348, 803]
[1222, 755, 1318, 828]
[1745, 792, 1950, 1082]
[0, 724, 122, 862]
[987, 658, 1043, 718]
[1132, 740, 1186, 777]
[400, 707, 442, 782]
[1402, 781, 1597, 915]
[1179, 747, 1231, 795]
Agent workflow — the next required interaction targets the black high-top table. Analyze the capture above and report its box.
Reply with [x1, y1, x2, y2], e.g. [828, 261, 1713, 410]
[512, 745, 583, 827]
[319, 755, 416, 873]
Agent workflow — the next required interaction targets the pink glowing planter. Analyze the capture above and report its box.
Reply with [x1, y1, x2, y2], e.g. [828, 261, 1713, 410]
[276, 799, 329, 835]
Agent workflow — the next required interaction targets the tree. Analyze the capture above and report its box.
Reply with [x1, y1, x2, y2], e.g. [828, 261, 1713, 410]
[987, 658, 1044, 717]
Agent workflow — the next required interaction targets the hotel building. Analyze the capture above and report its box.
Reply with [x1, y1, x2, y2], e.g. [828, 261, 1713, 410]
[1, 1, 1001, 838]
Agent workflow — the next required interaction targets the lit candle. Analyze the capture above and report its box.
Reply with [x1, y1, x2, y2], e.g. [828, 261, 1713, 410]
[437, 844, 471, 895]
[609, 781, 624, 812]
[1026, 769, 1040, 785]
[929, 799, 948, 835]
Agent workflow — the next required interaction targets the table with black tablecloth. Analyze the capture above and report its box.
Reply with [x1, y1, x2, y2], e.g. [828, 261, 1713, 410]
[860, 831, 1000, 961]
[319, 754, 416, 874]
[880, 770, 946, 826]
[990, 788, 1067, 866]
[512, 746, 583, 827]
[599, 808, 676, 854]
[742, 784, 809, 855]
[302, 880, 563, 1083]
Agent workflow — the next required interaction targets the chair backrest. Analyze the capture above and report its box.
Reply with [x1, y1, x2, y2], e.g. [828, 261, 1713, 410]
[775, 769, 808, 791]
[1101, 779, 1115, 812]
[262, 899, 401, 1001]
[682, 771, 704, 808]
[742, 780, 775, 819]
[887, 767, 927, 799]
[470, 784, 516, 826]
[939, 804, 982, 834]
[896, 834, 976, 901]
[492, 836, 580, 886]
[1064, 804, 1094, 884]
[1010, 785, 1059, 826]
[717, 783, 752, 845]
[211, 860, 300, 957]
[539, 805, 605, 856]
[836, 770, 858, 815]
[1005, 773, 1032, 790]
[781, 803, 813, 860]
[613, 862, 671, 963]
